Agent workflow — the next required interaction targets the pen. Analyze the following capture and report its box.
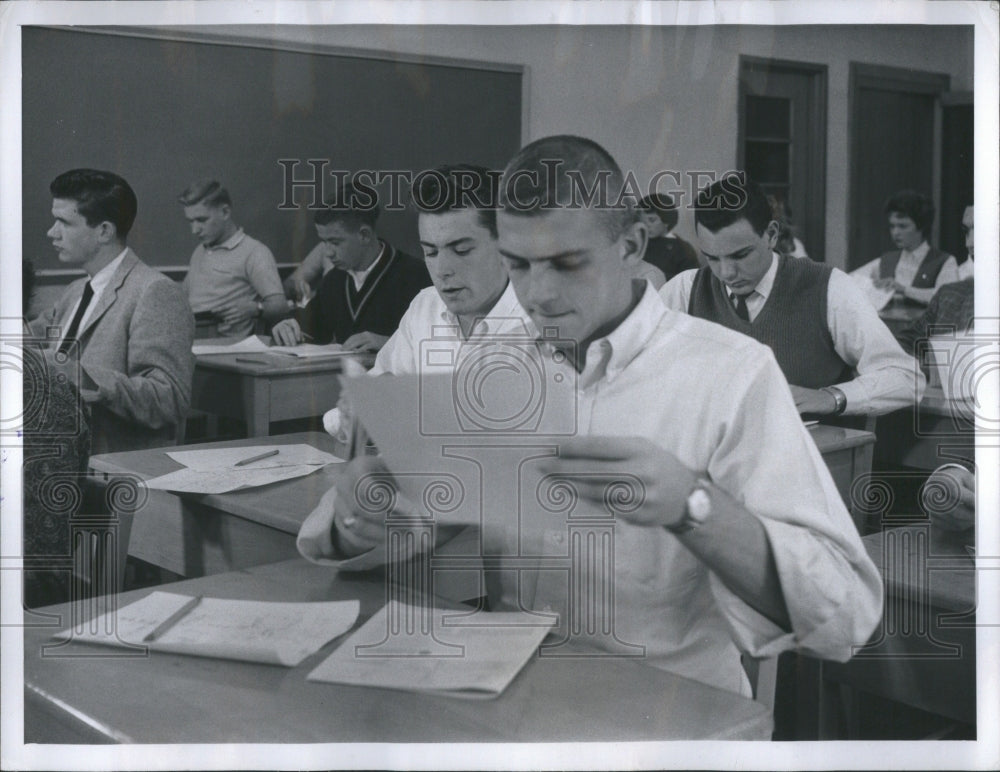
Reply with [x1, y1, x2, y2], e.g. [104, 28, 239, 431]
[234, 448, 279, 467]
[300, 331, 314, 342]
[143, 595, 202, 642]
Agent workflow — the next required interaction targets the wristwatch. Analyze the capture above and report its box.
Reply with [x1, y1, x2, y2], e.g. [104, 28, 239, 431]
[666, 477, 713, 535]
[255, 300, 264, 317]
[821, 386, 848, 416]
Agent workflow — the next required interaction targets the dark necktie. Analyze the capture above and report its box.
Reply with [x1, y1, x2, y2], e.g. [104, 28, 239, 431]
[58, 281, 94, 354]
[731, 291, 750, 322]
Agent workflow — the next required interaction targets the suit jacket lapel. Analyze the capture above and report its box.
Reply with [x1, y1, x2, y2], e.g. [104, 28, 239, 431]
[78, 249, 139, 338]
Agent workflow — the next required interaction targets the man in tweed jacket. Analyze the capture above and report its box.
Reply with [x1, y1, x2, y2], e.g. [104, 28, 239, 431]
[28, 169, 194, 454]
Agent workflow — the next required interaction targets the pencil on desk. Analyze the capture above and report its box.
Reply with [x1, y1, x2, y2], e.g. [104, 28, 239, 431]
[235, 448, 280, 466]
[143, 595, 202, 642]
[301, 331, 314, 341]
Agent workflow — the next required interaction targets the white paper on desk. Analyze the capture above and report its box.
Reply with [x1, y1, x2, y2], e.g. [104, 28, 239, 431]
[192, 336, 270, 356]
[341, 374, 588, 535]
[167, 443, 343, 471]
[306, 600, 554, 696]
[143, 463, 324, 494]
[55, 591, 360, 667]
[851, 274, 895, 311]
[268, 343, 352, 359]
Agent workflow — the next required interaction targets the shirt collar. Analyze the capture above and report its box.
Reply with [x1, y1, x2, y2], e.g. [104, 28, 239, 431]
[206, 228, 246, 252]
[436, 281, 525, 338]
[902, 241, 930, 262]
[88, 248, 129, 296]
[744, 251, 779, 302]
[536, 280, 666, 387]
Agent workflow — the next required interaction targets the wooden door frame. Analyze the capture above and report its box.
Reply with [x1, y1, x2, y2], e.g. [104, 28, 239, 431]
[737, 56, 828, 262]
[848, 63, 951, 266]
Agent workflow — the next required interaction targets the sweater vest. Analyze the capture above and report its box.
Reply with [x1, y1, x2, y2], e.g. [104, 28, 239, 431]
[687, 255, 854, 389]
[878, 247, 952, 288]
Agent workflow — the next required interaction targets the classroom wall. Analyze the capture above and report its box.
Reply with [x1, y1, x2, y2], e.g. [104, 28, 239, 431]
[31, 22, 972, 306]
[179, 23, 971, 270]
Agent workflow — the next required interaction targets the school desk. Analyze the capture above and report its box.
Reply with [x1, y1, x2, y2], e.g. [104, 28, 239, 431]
[814, 523, 976, 737]
[87, 432, 342, 578]
[22, 558, 773, 743]
[191, 341, 374, 437]
[872, 386, 975, 473]
[87, 427, 877, 581]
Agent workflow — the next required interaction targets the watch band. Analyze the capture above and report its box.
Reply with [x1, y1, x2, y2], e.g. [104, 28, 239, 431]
[822, 386, 847, 416]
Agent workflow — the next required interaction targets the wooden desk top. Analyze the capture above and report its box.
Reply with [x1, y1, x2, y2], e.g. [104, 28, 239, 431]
[194, 337, 374, 375]
[862, 524, 975, 613]
[89, 432, 344, 535]
[807, 423, 876, 453]
[24, 559, 772, 743]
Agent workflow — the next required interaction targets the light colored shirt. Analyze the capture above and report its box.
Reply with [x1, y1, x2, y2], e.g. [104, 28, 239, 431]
[957, 258, 974, 281]
[300, 285, 883, 696]
[851, 241, 960, 304]
[58, 248, 128, 347]
[183, 228, 284, 338]
[660, 253, 925, 415]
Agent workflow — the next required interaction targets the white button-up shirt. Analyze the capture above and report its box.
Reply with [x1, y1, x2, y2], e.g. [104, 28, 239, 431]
[302, 284, 882, 696]
[851, 241, 960, 304]
[660, 253, 925, 415]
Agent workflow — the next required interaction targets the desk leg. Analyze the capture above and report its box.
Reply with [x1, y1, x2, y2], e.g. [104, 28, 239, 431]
[244, 378, 271, 437]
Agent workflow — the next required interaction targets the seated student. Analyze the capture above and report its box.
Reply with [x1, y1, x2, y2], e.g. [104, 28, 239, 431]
[895, 204, 975, 366]
[319, 163, 530, 447]
[851, 189, 959, 305]
[21, 259, 91, 608]
[179, 180, 287, 338]
[921, 464, 975, 533]
[768, 195, 809, 260]
[957, 203, 974, 280]
[661, 174, 923, 419]
[28, 169, 194, 454]
[271, 183, 431, 353]
[302, 135, 882, 698]
[637, 192, 699, 282]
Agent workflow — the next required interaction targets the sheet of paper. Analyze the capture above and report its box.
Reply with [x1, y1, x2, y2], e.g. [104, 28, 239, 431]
[167, 443, 343, 471]
[268, 343, 352, 359]
[851, 274, 895, 311]
[341, 374, 586, 535]
[56, 591, 360, 666]
[192, 336, 270, 356]
[307, 600, 554, 696]
[143, 464, 324, 494]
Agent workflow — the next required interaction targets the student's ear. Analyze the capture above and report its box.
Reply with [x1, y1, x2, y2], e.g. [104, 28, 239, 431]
[96, 220, 117, 244]
[764, 220, 780, 249]
[620, 217, 647, 266]
[220, 204, 232, 220]
[357, 224, 374, 243]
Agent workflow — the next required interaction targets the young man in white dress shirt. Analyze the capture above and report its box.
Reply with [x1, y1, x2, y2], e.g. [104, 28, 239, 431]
[660, 174, 924, 420]
[305, 136, 882, 697]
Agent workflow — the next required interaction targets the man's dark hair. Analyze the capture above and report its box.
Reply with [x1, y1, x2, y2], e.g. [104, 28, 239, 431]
[411, 164, 499, 238]
[694, 173, 773, 237]
[884, 189, 935, 240]
[638, 192, 679, 231]
[314, 181, 380, 231]
[177, 179, 232, 209]
[49, 169, 138, 239]
[498, 134, 634, 240]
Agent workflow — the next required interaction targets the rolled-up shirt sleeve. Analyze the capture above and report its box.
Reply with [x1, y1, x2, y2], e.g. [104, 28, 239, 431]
[704, 345, 883, 660]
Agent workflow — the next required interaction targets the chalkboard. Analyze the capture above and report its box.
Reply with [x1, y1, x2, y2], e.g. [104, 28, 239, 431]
[22, 26, 523, 273]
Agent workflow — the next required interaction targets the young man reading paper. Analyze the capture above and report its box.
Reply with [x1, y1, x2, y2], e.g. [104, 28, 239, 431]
[301, 136, 882, 697]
